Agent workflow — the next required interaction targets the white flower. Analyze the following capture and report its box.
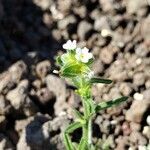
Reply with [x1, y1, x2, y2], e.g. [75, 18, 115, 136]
[75, 47, 93, 63]
[62, 40, 77, 50]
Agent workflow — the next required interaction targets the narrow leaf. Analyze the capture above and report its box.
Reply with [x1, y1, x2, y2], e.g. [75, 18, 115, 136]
[61, 63, 82, 78]
[63, 134, 75, 150]
[56, 56, 63, 66]
[65, 122, 82, 134]
[73, 109, 84, 120]
[78, 138, 87, 150]
[90, 77, 112, 84]
[95, 96, 128, 112]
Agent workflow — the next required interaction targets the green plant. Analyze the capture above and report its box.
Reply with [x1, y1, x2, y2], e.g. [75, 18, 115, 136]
[55, 40, 128, 150]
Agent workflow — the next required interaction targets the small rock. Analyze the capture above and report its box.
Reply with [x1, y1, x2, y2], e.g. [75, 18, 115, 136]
[43, 13, 53, 27]
[146, 115, 150, 126]
[57, 15, 76, 30]
[100, 120, 110, 135]
[94, 16, 110, 32]
[122, 122, 131, 135]
[0, 61, 27, 93]
[6, 80, 38, 116]
[142, 89, 150, 101]
[15, 117, 34, 134]
[77, 21, 92, 40]
[33, 0, 53, 10]
[73, 6, 87, 18]
[99, 0, 114, 12]
[36, 60, 51, 79]
[126, 99, 149, 123]
[141, 16, 150, 41]
[46, 75, 67, 115]
[133, 93, 144, 101]
[92, 59, 104, 74]
[129, 131, 147, 145]
[36, 88, 55, 104]
[142, 126, 150, 139]
[6, 80, 29, 110]
[130, 122, 141, 131]
[114, 125, 121, 136]
[133, 72, 145, 86]
[99, 48, 114, 64]
[119, 82, 132, 96]
[126, 0, 148, 15]
[0, 95, 11, 115]
[32, 79, 42, 89]
[57, 0, 72, 13]
[115, 136, 129, 150]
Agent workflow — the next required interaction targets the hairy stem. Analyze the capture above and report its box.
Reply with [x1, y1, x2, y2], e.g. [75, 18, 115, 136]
[82, 98, 93, 149]
[88, 118, 92, 146]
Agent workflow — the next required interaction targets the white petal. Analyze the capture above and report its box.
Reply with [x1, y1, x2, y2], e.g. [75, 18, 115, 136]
[81, 56, 89, 63]
[62, 40, 77, 50]
[87, 53, 93, 59]
[82, 47, 89, 54]
[76, 48, 82, 54]
[72, 40, 77, 49]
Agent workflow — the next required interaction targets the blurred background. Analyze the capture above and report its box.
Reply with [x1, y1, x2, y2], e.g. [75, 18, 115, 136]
[0, 0, 149, 149]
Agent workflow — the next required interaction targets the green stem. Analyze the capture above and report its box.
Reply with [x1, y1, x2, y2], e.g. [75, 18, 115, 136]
[82, 97, 93, 149]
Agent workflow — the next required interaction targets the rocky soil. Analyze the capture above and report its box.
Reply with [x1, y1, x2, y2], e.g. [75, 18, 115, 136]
[0, 0, 150, 150]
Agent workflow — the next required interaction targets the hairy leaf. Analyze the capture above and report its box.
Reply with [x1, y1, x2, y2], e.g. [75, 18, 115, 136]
[95, 96, 128, 112]
[73, 109, 84, 121]
[61, 63, 82, 78]
[63, 134, 75, 150]
[78, 138, 87, 150]
[90, 77, 112, 84]
[65, 122, 82, 134]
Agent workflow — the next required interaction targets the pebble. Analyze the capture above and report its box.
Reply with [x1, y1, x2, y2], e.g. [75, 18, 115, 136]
[94, 16, 110, 32]
[130, 122, 141, 131]
[77, 21, 92, 40]
[36, 60, 51, 79]
[133, 93, 144, 101]
[33, 0, 53, 10]
[46, 75, 67, 115]
[142, 126, 150, 139]
[126, 99, 149, 123]
[99, 48, 114, 64]
[133, 72, 145, 87]
[146, 116, 150, 126]
[0, 95, 11, 115]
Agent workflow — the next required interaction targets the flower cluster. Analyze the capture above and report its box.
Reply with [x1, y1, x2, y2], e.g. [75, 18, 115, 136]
[56, 40, 94, 79]
[62, 40, 93, 63]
